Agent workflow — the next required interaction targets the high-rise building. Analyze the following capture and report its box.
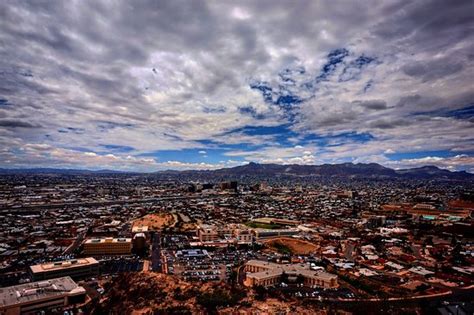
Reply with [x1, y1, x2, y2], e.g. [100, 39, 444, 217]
[132, 233, 147, 254]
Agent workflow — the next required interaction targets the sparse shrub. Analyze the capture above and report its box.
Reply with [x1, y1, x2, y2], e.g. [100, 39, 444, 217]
[153, 305, 192, 315]
[254, 285, 267, 301]
[196, 287, 244, 312]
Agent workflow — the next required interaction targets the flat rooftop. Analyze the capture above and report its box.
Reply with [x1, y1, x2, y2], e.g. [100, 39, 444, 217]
[132, 225, 149, 233]
[0, 276, 85, 308]
[176, 249, 209, 258]
[30, 257, 98, 274]
[84, 237, 131, 244]
[246, 260, 337, 281]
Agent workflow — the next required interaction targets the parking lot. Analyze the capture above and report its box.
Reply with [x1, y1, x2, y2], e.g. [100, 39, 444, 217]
[269, 284, 357, 300]
[181, 265, 225, 282]
[100, 258, 143, 275]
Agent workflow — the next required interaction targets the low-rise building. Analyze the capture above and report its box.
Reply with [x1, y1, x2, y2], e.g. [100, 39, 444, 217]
[29, 257, 99, 281]
[0, 277, 86, 315]
[234, 228, 253, 244]
[83, 237, 132, 256]
[131, 225, 149, 235]
[197, 224, 253, 244]
[197, 224, 220, 242]
[244, 260, 338, 289]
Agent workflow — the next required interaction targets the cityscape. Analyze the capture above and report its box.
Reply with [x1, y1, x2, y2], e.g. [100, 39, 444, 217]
[0, 166, 472, 314]
[0, 1, 473, 315]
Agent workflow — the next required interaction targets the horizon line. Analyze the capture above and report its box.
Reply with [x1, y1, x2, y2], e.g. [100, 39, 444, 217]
[0, 161, 471, 174]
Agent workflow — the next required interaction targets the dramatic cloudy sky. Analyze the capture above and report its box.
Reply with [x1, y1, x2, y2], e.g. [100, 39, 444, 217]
[0, 0, 473, 172]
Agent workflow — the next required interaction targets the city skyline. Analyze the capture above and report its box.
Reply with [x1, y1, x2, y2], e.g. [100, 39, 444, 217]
[0, 0, 473, 172]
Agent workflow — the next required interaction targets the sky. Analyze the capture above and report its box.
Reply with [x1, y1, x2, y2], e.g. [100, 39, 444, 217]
[0, 0, 473, 172]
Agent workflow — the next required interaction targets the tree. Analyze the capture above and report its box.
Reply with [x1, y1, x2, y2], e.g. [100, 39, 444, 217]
[254, 285, 267, 301]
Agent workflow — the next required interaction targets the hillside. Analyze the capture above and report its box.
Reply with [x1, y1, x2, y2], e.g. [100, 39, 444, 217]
[1, 162, 472, 181]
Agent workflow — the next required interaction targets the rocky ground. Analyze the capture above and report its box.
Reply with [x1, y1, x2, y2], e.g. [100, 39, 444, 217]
[132, 213, 175, 231]
[93, 272, 328, 315]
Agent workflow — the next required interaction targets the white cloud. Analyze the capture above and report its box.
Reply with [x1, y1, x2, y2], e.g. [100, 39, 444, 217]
[386, 155, 474, 171]
[0, 0, 472, 170]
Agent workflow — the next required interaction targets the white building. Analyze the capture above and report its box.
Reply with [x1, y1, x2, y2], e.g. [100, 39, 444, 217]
[0, 277, 86, 315]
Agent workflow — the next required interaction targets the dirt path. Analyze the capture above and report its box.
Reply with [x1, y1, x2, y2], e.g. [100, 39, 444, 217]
[142, 260, 150, 273]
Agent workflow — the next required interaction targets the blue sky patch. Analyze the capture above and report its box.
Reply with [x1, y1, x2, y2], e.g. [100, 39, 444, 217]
[238, 106, 266, 119]
[445, 104, 474, 120]
[317, 48, 349, 82]
[412, 104, 474, 120]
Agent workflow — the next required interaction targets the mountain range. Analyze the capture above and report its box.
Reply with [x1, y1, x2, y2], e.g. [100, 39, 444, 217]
[190, 162, 472, 180]
[1, 162, 472, 180]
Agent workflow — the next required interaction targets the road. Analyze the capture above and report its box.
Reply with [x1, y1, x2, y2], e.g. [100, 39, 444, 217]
[236, 264, 246, 286]
[410, 244, 422, 259]
[63, 231, 86, 255]
[151, 232, 162, 272]
[0, 193, 236, 212]
[344, 243, 355, 261]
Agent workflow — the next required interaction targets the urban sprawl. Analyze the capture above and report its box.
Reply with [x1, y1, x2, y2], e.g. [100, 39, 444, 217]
[0, 173, 473, 314]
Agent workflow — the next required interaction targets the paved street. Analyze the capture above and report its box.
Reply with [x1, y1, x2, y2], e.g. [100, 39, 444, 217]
[151, 232, 162, 272]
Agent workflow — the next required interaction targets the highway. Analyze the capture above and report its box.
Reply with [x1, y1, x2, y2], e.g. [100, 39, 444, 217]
[0, 193, 236, 213]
